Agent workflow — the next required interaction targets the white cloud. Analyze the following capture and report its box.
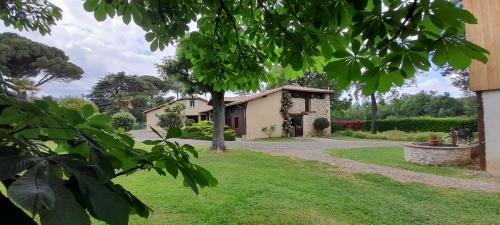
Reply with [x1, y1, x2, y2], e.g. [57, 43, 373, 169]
[2, 0, 176, 97]
[400, 73, 463, 97]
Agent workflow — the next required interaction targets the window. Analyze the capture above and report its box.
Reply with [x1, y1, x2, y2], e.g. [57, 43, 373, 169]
[305, 97, 310, 112]
[189, 100, 195, 108]
[234, 117, 239, 129]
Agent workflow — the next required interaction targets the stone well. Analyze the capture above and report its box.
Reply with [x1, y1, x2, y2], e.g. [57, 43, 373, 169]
[403, 143, 472, 166]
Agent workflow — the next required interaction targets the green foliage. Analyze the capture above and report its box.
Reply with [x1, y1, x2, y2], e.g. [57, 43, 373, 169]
[392, 91, 466, 118]
[331, 124, 345, 133]
[82, 0, 487, 94]
[313, 118, 330, 132]
[280, 91, 293, 136]
[181, 121, 236, 141]
[87, 72, 162, 113]
[157, 111, 184, 130]
[335, 129, 446, 142]
[58, 97, 99, 113]
[0, 72, 216, 225]
[0, 33, 83, 87]
[333, 91, 475, 120]
[184, 118, 195, 127]
[0, 1, 62, 35]
[362, 117, 477, 133]
[267, 71, 351, 111]
[111, 111, 136, 131]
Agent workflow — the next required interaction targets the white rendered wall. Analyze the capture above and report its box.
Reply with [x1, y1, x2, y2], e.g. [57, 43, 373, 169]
[483, 90, 500, 176]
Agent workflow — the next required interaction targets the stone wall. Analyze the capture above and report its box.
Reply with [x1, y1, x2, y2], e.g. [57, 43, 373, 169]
[303, 96, 331, 136]
[290, 98, 305, 113]
[404, 143, 472, 166]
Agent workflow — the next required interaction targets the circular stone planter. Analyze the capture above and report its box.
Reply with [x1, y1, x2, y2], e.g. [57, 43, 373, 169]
[403, 143, 472, 166]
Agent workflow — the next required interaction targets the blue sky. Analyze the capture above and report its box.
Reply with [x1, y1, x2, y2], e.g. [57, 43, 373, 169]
[1, 1, 464, 98]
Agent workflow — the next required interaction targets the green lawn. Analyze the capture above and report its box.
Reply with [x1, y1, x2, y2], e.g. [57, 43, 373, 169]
[98, 146, 500, 225]
[327, 147, 475, 178]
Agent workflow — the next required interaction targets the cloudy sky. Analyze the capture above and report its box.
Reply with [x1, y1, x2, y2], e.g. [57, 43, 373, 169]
[1, 0, 464, 98]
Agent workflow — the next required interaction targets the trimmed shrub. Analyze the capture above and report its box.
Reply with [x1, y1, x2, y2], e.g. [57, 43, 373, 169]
[313, 117, 330, 135]
[181, 121, 236, 141]
[363, 117, 477, 132]
[331, 120, 364, 131]
[111, 111, 136, 131]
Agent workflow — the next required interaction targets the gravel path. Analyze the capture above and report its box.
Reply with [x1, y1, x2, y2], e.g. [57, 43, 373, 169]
[131, 130, 500, 193]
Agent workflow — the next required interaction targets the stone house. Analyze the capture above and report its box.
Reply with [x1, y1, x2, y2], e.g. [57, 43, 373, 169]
[143, 85, 333, 140]
[223, 85, 332, 140]
[144, 97, 212, 131]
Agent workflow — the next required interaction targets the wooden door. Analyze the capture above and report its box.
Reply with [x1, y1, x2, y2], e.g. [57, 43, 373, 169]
[292, 115, 303, 137]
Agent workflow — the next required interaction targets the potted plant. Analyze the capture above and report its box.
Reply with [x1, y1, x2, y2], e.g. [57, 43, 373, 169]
[428, 133, 440, 145]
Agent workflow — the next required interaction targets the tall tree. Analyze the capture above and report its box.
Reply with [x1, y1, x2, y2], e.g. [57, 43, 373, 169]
[0, 33, 83, 87]
[84, 0, 488, 151]
[88, 72, 157, 112]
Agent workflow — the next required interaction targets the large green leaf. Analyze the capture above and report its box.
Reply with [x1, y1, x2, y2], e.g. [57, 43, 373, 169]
[72, 172, 130, 225]
[94, 2, 107, 22]
[0, 154, 41, 180]
[40, 172, 91, 225]
[433, 41, 448, 67]
[7, 162, 56, 214]
[447, 43, 471, 69]
[83, 0, 99, 12]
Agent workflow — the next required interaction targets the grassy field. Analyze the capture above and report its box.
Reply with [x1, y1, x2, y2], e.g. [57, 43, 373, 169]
[327, 147, 475, 178]
[95, 146, 500, 225]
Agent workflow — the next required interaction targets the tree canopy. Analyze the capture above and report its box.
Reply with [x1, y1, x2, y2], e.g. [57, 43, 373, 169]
[84, 0, 488, 95]
[87, 72, 166, 119]
[0, 32, 84, 86]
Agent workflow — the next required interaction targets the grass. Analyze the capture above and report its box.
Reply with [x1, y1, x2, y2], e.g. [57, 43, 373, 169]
[94, 145, 500, 225]
[331, 130, 448, 142]
[327, 147, 475, 178]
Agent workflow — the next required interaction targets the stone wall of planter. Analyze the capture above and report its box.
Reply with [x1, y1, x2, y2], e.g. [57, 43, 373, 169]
[404, 143, 472, 166]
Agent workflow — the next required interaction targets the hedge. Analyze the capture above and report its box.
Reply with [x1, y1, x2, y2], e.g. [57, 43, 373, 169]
[331, 120, 364, 131]
[181, 121, 236, 141]
[362, 117, 477, 133]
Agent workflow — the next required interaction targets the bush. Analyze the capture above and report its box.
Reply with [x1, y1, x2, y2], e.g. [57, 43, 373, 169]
[184, 118, 195, 127]
[313, 117, 330, 135]
[58, 97, 99, 112]
[336, 129, 447, 142]
[181, 121, 236, 141]
[157, 111, 184, 130]
[331, 120, 364, 131]
[331, 124, 344, 133]
[363, 117, 477, 133]
[111, 111, 136, 131]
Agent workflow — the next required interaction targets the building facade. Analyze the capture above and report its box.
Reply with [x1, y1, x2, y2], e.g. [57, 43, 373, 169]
[144, 97, 212, 131]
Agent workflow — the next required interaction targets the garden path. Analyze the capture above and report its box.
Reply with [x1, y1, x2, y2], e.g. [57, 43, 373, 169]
[131, 130, 500, 193]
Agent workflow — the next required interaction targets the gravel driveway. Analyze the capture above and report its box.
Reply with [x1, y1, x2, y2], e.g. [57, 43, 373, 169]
[131, 130, 500, 193]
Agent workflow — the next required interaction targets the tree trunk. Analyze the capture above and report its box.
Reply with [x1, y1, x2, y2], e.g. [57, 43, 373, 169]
[370, 93, 377, 134]
[210, 90, 226, 152]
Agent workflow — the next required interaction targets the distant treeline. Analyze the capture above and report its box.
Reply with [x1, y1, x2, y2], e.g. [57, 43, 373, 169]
[332, 91, 476, 120]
